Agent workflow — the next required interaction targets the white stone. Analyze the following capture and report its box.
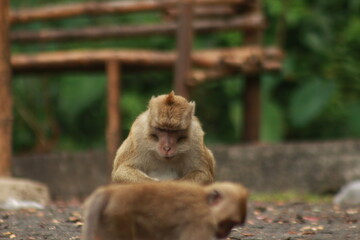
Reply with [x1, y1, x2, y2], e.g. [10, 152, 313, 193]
[0, 177, 50, 210]
[334, 180, 360, 205]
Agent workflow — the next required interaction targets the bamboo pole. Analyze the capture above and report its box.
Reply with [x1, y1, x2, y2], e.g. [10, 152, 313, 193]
[106, 60, 121, 173]
[11, 47, 283, 71]
[173, 0, 194, 99]
[242, 0, 263, 143]
[0, 0, 12, 176]
[11, 14, 264, 43]
[165, 5, 235, 18]
[10, 0, 253, 24]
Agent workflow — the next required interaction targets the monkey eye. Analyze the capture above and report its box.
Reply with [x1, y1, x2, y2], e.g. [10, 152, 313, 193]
[149, 134, 159, 141]
[177, 136, 187, 142]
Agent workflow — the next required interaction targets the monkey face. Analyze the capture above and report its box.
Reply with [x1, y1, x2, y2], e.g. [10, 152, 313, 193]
[206, 183, 248, 239]
[149, 128, 188, 159]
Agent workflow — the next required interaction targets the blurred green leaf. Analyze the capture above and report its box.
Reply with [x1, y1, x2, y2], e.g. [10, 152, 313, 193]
[264, 0, 283, 16]
[344, 17, 360, 44]
[261, 100, 285, 143]
[346, 103, 360, 137]
[223, 76, 244, 97]
[121, 92, 147, 131]
[58, 74, 105, 123]
[262, 74, 281, 99]
[290, 80, 336, 127]
[229, 101, 243, 140]
[286, 1, 308, 27]
[304, 32, 326, 53]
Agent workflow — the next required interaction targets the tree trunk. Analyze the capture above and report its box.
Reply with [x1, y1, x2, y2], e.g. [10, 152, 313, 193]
[0, 0, 13, 176]
[242, 0, 263, 142]
[173, 0, 194, 100]
[106, 60, 121, 174]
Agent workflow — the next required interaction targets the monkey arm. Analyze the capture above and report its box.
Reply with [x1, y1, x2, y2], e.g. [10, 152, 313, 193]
[180, 146, 216, 184]
[180, 170, 214, 185]
[111, 165, 158, 183]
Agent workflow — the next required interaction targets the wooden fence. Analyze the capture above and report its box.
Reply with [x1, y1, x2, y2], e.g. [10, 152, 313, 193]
[0, 0, 283, 176]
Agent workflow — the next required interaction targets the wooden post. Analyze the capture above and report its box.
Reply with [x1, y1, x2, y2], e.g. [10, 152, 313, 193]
[173, 0, 194, 99]
[106, 60, 121, 173]
[242, 0, 263, 142]
[0, 0, 12, 176]
[243, 74, 261, 141]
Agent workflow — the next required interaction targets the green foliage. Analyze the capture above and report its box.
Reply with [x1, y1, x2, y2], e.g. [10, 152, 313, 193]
[121, 91, 148, 132]
[58, 74, 106, 124]
[251, 191, 332, 203]
[261, 101, 285, 143]
[289, 80, 336, 127]
[345, 103, 360, 137]
[263, 0, 360, 140]
[261, 75, 286, 142]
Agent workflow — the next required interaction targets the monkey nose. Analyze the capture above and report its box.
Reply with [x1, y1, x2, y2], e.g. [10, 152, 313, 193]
[163, 146, 171, 152]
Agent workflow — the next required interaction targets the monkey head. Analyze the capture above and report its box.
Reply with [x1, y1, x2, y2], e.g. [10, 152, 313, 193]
[147, 91, 195, 159]
[205, 182, 248, 238]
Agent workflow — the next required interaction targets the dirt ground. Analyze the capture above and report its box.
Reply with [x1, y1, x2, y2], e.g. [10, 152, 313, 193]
[0, 201, 359, 240]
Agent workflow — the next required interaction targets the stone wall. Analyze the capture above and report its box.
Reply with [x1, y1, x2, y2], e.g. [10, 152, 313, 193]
[13, 151, 109, 200]
[214, 140, 360, 193]
[12, 140, 360, 200]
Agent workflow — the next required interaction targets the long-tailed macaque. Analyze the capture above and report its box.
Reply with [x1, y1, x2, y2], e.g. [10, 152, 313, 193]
[81, 181, 248, 240]
[111, 91, 215, 184]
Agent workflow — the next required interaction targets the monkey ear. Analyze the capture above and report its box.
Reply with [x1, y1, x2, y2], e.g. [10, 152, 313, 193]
[148, 96, 156, 106]
[165, 91, 175, 105]
[207, 189, 222, 205]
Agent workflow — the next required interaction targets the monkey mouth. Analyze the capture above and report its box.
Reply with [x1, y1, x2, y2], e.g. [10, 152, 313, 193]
[162, 154, 175, 160]
[159, 151, 176, 159]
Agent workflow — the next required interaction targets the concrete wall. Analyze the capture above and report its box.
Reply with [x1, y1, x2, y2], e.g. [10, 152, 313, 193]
[214, 140, 360, 193]
[13, 151, 109, 200]
[12, 140, 360, 200]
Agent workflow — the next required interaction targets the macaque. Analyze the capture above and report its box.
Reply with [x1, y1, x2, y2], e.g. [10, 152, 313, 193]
[81, 181, 248, 240]
[112, 91, 215, 184]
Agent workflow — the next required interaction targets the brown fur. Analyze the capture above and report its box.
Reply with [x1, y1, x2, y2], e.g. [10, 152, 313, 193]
[81, 181, 248, 240]
[112, 92, 215, 184]
[148, 91, 194, 130]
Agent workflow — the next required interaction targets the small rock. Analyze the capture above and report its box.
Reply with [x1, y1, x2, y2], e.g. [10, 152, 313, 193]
[334, 180, 360, 205]
[0, 177, 50, 210]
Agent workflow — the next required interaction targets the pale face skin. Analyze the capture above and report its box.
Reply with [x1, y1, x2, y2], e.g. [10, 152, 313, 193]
[149, 127, 188, 159]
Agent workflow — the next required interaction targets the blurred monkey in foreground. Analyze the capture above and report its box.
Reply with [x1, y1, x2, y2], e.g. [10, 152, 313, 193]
[81, 181, 248, 240]
[112, 91, 215, 184]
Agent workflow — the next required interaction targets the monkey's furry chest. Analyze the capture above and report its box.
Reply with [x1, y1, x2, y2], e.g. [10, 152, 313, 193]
[147, 165, 180, 180]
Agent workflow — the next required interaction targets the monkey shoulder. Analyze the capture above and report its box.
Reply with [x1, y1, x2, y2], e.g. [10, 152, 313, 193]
[113, 111, 149, 164]
[131, 111, 149, 132]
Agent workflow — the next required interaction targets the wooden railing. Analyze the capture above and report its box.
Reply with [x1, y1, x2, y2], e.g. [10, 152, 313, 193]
[0, 0, 283, 175]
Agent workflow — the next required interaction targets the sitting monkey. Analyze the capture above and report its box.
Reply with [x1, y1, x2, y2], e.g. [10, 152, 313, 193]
[112, 91, 215, 184]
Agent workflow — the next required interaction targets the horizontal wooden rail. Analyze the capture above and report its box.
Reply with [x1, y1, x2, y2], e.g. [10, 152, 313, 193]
[10, 0, 254, 24]
[12, 46, 283, 73]
[164, 5, 236, 18]
[11, 14, 264, 42]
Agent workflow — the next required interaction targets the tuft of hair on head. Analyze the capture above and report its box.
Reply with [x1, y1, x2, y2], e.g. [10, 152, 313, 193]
[165, 91, 175, 105]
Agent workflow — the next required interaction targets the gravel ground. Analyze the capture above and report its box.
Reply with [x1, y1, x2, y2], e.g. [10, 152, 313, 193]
[0, 201, 359, 240]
